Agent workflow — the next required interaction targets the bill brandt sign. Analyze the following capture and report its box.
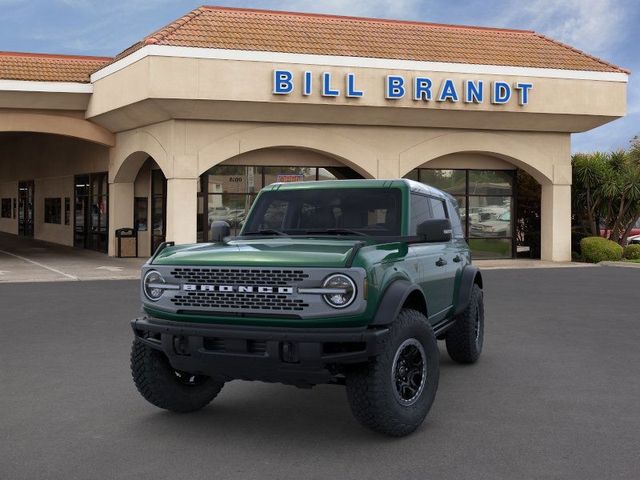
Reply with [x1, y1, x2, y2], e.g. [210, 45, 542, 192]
[272, 70, 533, 106]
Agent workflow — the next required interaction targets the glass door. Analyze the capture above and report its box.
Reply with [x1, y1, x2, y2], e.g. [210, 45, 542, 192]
[150, 169, 167, 254]
[18, 180, 35, 237]
[74, 175, 89, 248]
[74, 173, 108, 253]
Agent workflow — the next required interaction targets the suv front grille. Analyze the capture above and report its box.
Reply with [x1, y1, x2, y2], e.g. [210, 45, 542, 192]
[170, 291, 309, 311]
[170, 267, 309, 286]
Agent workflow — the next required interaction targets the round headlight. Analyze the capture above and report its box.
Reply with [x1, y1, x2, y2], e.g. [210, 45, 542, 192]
[143, 270, 165, 301]
[322, 274, 356, 309]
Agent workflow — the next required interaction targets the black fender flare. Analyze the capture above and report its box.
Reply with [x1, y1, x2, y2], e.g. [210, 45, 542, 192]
[370, 279, 427, 326]
[454, 265, 483, 316]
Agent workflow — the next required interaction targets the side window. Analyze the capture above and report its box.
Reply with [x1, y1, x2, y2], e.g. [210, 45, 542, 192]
[447, 198, 465, 238]
[429, 198, 447, 220]
[409, 194, 432, 235]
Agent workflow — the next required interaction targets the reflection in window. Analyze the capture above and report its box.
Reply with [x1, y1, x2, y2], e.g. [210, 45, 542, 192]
[405, 167, 516, 258]
[419, 169, 466, 195]
[409, 194, 432, 235]
[429, 198, 447, 220]
[468, 197, 512, 238]
[468, 170, 513, 195]
[198, 165, 360, 240]
[134, 197, 148, 231]
[243, 188, 401, 236]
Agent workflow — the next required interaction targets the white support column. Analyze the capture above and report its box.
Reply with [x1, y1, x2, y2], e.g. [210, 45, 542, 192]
[108, 182, 134, 256]
[166, 177, 198, 245]
[540, 183, 572, 262]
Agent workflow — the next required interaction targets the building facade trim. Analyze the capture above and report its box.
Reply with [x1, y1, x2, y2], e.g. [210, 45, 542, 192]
[91, 45, 630, 84]
[0, 79, 93, 93]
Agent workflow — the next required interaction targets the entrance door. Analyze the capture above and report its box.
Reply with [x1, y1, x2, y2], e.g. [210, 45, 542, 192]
[74, 173, 108, 253]
[150, 169, 167, 254]
[18, 180, 35, 237]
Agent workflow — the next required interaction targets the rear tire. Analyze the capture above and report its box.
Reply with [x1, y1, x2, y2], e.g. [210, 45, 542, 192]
[131, 339, 225, 413]
[346, 309, 439, 437]
[445, 283, 484, 364]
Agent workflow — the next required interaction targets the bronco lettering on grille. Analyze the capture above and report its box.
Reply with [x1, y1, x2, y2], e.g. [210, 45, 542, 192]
[182, 285, 294, 294]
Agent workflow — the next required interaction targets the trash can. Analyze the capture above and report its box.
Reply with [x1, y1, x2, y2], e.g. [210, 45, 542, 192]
[115, 228, 138, 258]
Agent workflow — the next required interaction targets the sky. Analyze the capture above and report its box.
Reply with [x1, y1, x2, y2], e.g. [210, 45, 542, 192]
[0, 0, 637, 153]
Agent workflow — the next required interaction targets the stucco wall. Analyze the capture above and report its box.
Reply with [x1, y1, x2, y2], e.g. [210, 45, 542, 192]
[34, 176, 74, 246]
[0, 181, 17, 235]
[0, 133, 109, 245]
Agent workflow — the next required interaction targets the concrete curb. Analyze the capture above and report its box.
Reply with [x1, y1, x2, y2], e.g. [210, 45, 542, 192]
[599, 261, 640, 269]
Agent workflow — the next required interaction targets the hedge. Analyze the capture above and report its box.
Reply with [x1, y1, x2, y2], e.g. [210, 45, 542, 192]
[623, 244, 640, 260]
[580, 236, 623, 263]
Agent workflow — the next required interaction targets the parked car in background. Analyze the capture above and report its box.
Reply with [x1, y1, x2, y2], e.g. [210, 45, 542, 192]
[627, 234, 640, 245]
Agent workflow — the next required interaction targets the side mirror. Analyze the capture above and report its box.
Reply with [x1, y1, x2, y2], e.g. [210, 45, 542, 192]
[416, 218, 452, 243]
[210, 221, 230, 243]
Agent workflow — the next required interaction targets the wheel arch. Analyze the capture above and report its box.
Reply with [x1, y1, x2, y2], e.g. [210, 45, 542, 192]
[370, 279, 428, 326]
[454, 265, 483, 317]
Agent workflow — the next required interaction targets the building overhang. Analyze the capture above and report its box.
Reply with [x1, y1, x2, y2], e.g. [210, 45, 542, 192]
[0, 80, 93, 110]
[86, 46, 628, 134]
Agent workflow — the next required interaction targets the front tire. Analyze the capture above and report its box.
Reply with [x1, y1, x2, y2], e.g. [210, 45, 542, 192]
[131, 339, 225, 413]
[345, 309, 439, 437]
[445, 283, 484, 364]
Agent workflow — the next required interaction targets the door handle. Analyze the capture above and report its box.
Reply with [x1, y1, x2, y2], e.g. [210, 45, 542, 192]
[436, 257, 447, 267]
[453, 255, 462, 263]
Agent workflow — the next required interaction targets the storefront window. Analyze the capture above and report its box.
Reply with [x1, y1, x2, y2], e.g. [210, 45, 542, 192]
[419, 169, 466, 195]
[405, 168, 516, 259]
[198, 165, 360, 240]
[1, 198, 10, 218]
[134, 197, 148, 231]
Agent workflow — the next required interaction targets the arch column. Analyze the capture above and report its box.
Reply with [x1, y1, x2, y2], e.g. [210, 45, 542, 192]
[107, 181, 134, 256]
[166, 177, 198, 245]
[540, 169, 572, 262]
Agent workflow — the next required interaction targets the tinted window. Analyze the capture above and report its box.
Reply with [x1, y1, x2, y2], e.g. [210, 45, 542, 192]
[409, 194, 432, 235]
[244, 188, 402, 236]
[446, 198, 464, 238]
[44, 198, 62, 224]
[429, 198, 447, 220]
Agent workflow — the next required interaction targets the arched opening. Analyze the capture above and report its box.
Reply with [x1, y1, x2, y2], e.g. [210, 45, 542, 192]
[403, 153, 541, 259]
[197, 147, 364, 240]
[0, 131, 110, 251]
[108, 151, 169, 257]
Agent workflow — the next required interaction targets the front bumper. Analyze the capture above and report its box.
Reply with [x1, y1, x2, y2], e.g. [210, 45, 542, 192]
[131, 316, 389, 386]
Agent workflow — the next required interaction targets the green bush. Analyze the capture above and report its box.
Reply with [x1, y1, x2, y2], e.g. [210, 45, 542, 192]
[580, 237, 623, 263]
[623, 244, 640, 260]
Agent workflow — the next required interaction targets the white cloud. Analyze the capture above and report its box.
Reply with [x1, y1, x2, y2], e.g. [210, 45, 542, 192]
[275, 0, 426, 19]
[500, 0, 626, 55]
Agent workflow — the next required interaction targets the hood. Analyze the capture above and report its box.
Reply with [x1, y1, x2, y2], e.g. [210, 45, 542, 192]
[151, 238, 365, 268]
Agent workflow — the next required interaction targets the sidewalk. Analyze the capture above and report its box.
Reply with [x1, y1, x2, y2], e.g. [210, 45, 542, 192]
[472, 259, 595, 269]
[0, 232, 146, 283]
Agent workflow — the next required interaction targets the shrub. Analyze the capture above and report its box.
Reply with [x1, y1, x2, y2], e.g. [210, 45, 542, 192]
[580, 236, 623, 263]
[623, 244, 640, 260]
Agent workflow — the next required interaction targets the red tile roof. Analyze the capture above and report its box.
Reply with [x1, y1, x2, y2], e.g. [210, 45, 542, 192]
[0, 51, 111, 83]
[114, 6, 628, 74]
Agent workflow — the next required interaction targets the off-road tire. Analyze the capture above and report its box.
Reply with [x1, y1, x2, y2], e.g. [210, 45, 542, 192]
[445, 283, 484, 364]
[345, 309, 439, 437]
[131, 339, 224, 413]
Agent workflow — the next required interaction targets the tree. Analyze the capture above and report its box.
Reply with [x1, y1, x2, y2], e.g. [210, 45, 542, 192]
[572, 139, 640, 246]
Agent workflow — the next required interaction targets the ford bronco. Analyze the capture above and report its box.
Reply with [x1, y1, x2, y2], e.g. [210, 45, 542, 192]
[130, 179, 484, 436]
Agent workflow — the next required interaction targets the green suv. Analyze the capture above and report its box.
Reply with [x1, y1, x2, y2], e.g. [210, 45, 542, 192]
[131, 179, 484, 436]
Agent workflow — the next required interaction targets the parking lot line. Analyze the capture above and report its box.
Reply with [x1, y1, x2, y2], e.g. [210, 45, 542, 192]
[0, 249, 79, 281]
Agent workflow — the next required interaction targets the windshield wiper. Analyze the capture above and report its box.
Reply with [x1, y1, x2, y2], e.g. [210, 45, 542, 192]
[305, 228, 369, 237]
[242, 229, 289, 236]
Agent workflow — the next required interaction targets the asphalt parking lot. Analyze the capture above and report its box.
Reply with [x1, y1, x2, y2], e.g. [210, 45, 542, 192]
[1, 267, 639, 480]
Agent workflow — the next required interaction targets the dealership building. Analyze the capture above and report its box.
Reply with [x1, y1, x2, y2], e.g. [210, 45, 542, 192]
[0, 6, 629, 260]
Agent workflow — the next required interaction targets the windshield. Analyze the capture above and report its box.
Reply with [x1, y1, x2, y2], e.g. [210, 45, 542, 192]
[242, 188, 402, 237]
